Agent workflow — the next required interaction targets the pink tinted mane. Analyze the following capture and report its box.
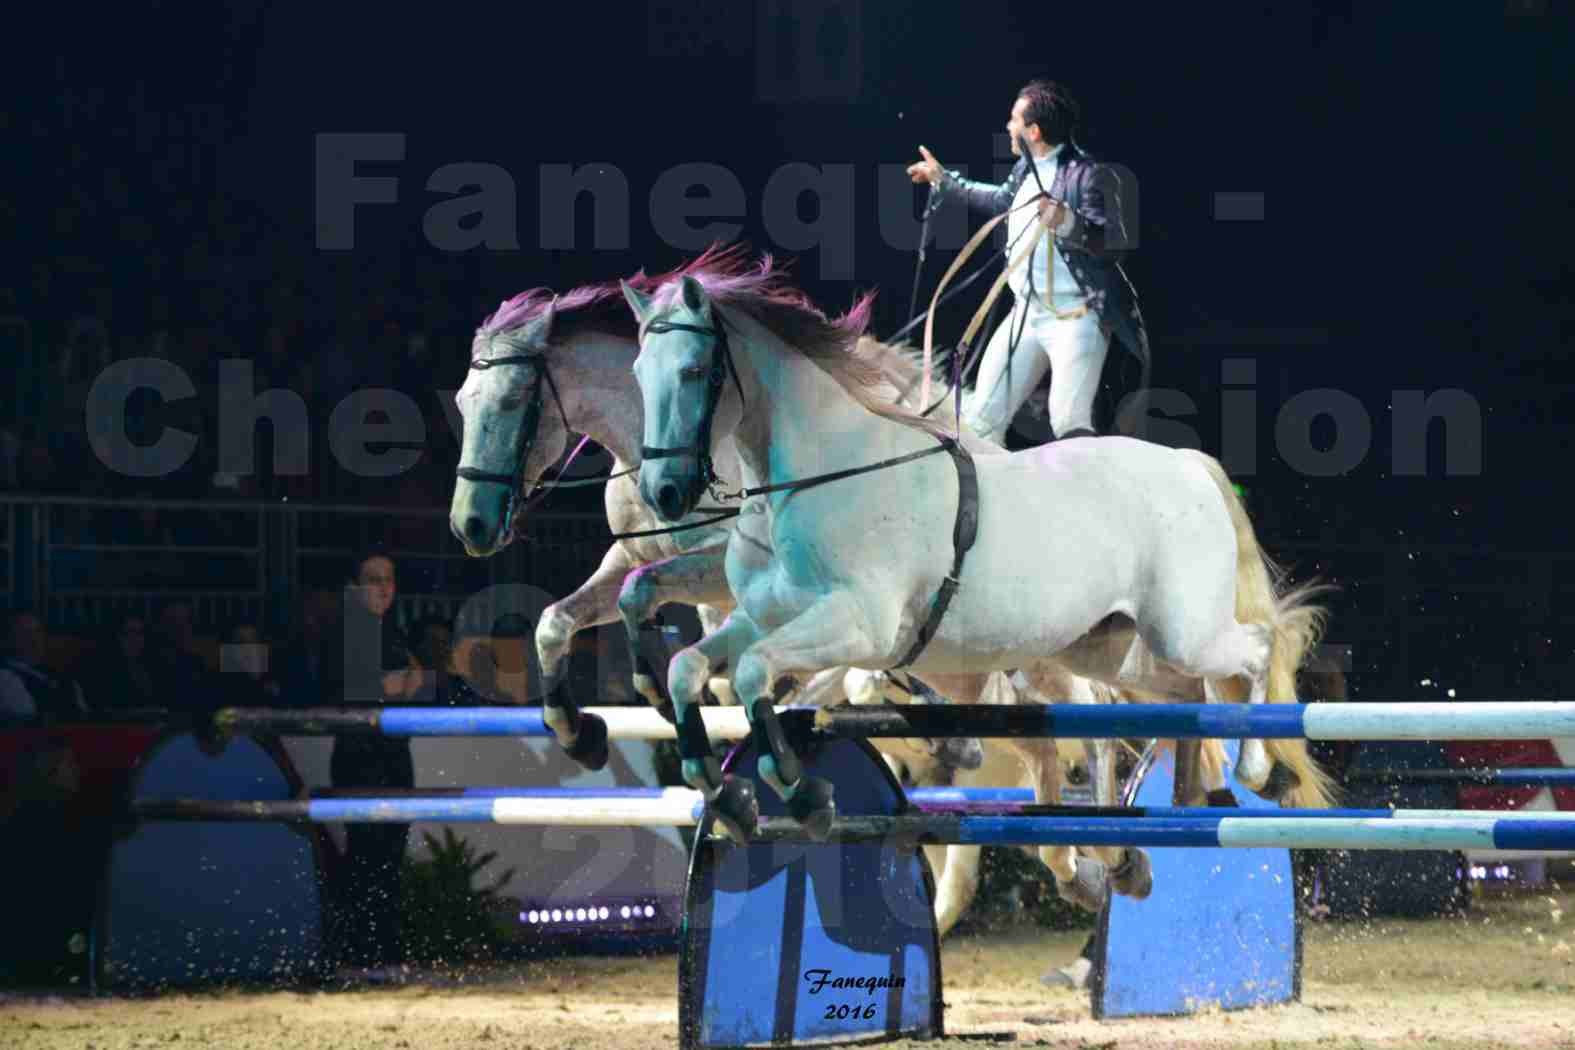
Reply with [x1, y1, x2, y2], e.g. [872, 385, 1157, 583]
[649, 244, 875, 359]
[649, 245, 946, 436]
[478, 261, 700, 347]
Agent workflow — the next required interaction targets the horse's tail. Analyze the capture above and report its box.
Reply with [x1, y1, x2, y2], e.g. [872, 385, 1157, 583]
[1188, 451, 1340, 809]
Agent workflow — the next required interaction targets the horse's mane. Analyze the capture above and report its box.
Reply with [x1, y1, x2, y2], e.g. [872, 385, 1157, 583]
[647, 245, 949, 437]
[477, 258, 704, 350]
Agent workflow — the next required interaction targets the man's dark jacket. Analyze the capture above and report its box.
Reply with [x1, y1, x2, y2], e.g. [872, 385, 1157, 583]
[933, 142, 1151, 422]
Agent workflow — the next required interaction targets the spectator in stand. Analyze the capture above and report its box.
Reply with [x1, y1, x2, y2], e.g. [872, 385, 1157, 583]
[451, 614, 533, 706]
[220, 621, 282, 705]
[407, 613, 455, 704]
[85, 613, 157, 711]
[320, 547, 422, 982]
[145, 599, 213, 711]
[275, 588, 338, 706]
[0, 609, 89, 725]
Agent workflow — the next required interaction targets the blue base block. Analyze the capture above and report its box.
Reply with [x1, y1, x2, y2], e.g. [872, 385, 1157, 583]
[681, 737, 942, 1050]
[1092, 740, 1300, 1018]
[99, 732, 325, 988]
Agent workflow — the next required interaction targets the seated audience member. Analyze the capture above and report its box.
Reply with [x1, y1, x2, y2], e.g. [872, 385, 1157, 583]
[451, 614, 532, 705]
[407, 613, 455, 703]
[220, 620, 282, 705]
[86, 613, 157, 710]
[0, 610, 89, 725]
[145, 599, 213, 710]
[274, 588, 339, 706]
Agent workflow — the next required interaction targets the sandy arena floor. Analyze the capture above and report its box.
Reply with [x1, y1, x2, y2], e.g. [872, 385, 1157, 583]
[5, 890, 1573, 1050]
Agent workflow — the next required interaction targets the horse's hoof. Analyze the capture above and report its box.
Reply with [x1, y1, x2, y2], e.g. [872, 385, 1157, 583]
[710, 776, 758, 843]
[787, 776, 837, 840]
[564, 712, 610, 771]
[1260, 762, 1300, 802]
[1206, 787, 1241, 808]
[632, 674, 664, 708]
[1055, 856, 1109, 913]
[932, 735, 985, 771]
[1110, 848, 1153, 900]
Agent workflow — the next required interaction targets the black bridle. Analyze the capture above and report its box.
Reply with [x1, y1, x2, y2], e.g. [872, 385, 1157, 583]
[455, 348, 578, 539]
[637, 315, 747, 507]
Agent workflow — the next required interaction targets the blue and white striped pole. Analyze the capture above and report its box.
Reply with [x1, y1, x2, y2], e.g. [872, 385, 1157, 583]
[129, 790, 1575, 850]
[215, 701, 1575, 741]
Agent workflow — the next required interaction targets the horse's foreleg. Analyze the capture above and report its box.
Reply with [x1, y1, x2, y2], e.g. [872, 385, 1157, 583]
[932, 846, 982, 939]
[1009, 736, 1095, 906]
[667, 609, 761, 843]
[731, 591, 883, 839]
[696, 604, 738, 705]
[537, 542, 634, 692]
[615, 545, 732, 715]
[535, 543, 636, 770]
[1086, 735, 1153, 900]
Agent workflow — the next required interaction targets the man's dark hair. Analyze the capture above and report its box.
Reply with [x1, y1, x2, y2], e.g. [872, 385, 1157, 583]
[1017, 79, 1081, 146]
[346, 543, 396, 583]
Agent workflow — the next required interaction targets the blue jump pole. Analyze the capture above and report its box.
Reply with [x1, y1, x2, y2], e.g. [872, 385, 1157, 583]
[129, 792, 1575, 849]
[213, 701, 1575, 741]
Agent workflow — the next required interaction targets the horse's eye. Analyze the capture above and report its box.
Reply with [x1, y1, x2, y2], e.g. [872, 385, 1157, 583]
[680, 366, 706, 381]
[498, 395, 524, 411]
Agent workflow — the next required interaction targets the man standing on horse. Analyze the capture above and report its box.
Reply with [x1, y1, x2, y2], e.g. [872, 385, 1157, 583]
[907, 80, 1150, 444]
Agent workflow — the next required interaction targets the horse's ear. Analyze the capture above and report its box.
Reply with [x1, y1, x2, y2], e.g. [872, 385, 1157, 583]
[679, 275, 711, 317]
[621, 280, 652, 324]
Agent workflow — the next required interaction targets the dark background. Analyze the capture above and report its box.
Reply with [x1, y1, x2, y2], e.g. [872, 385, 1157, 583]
[4, 0, 1574, 698]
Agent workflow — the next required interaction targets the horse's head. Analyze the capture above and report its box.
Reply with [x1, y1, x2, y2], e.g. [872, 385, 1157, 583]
[450, 299, 572, 556]
[622, 275, 742, 522]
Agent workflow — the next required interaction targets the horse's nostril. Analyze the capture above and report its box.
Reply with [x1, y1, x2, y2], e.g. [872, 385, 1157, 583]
[463, 514, 488, 543]
[657, 483, 682, 518]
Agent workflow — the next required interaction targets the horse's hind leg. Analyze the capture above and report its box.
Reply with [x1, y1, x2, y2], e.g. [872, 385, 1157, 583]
[1155, 620, 1275, 793]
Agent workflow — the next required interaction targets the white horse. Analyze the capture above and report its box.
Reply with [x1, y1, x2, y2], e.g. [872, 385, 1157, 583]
[446, 260, 1164, 909]
[620, 255, 1336, 875]
[448, 265, 980, 772]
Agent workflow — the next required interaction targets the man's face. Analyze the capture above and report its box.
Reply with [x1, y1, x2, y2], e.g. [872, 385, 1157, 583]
[1006, 96, 1037, 155]
[356, 557, 397, 618]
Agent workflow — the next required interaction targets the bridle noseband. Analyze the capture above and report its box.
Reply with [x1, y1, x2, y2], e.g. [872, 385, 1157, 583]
[638, 315, 746, 504]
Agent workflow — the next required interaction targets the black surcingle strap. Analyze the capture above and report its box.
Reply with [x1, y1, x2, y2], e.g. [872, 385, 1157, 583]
[895, 436, 979, 669]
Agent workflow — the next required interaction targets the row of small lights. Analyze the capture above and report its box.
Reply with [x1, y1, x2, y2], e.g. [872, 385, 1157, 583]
[523, 904, 659, 924]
